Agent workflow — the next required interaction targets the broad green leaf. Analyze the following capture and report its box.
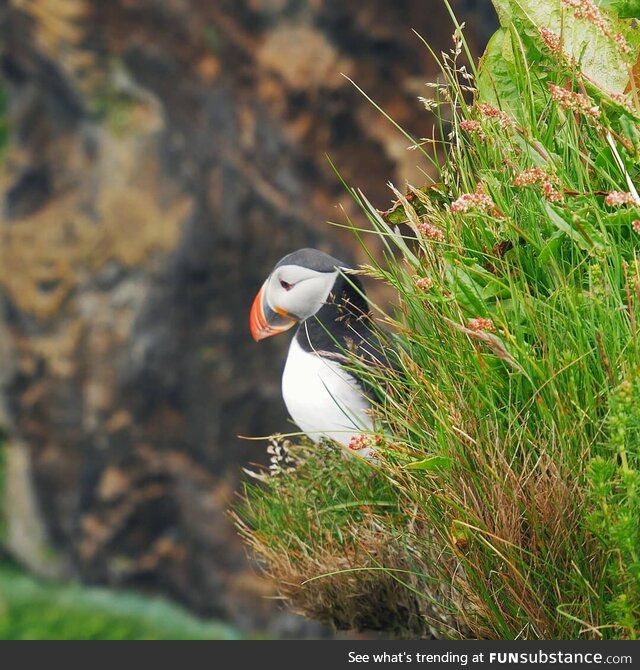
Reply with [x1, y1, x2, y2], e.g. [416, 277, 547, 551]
[444, 253, 500, 313]
[619, 115, 640, 148]
[491, 0, 513, 24]
[543, 202, 604, 251]
[486, 0, 640, 97]
[600, 0, 640, 19]
[477, 27, 520, 112]
[539, 230, 565, 265]
[600, 209, 640, 230]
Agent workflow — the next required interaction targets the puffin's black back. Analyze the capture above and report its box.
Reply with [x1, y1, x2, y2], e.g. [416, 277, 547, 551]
[295, 267, 397, 402]
[295, 271, 370, 356]
[276, 247, 397, 399]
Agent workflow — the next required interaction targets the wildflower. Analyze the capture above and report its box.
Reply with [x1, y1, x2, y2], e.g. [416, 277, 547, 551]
[539, 27, 562, 55]
[348, 434, 372, 451]
[632, 220, 640, 234]
[613, 32, 631, 55]
[414, 276, 433, 291]
[452, 24, 464, 59]
[513, 168, 549, 187]
[459, 119, 486, 139]
[417, 221, 445, 242]
[424, 81, 451, 102]
[477, 103, 514, 129]
[458, 65, 474, 82]
[450, 183, 495, 214]
[562, 0, 631, 54]
[604, 191, 640, 207]
[513, 168, 563, 203]
[467, 317, 496, 332]
[562, 0, 608, 31]
[547, 83, 600, 119]
[542, 180, 564, 203]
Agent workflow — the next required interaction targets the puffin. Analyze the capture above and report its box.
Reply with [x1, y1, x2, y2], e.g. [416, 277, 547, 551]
[249, 248, 383, 457]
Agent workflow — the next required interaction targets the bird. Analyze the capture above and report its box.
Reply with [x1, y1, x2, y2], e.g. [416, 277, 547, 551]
[249, 248, 384, 458]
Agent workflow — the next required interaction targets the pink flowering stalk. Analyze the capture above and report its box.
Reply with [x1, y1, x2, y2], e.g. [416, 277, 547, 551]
[633, 220, 640, 234]
[513, 168, 563, 203]
[539, 27, 562, 56]
[513, 168, 550, 186]
[477, 103, 514, 129]
[417, 221, 445, 242]
[348, 434, 372, 451]
[604, 191, 640, 207]
[414, 276, 434, 291]
[467, 317, 496, 333]
[562, 0, 631, 54]
[541, 181, 564, 203]
[347, 434, 377, 460]
[451, 183, 495, 214]
[547, 83, 600, 119]
[459, 119, 486, 140]
[563, 0, 609, 33]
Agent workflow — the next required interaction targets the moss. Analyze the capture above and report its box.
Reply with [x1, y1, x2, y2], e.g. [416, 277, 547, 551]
[0, 436, 6, 545]
[0, 560, 240, 640]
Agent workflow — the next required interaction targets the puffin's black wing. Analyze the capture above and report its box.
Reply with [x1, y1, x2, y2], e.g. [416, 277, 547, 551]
[296, 271, 402, 403]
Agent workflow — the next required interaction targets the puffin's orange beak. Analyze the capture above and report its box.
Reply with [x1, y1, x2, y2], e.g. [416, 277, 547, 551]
[250, 281, 296, 341]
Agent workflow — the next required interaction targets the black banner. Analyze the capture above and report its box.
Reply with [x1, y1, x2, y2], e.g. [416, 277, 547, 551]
[2, 640, 636, 670]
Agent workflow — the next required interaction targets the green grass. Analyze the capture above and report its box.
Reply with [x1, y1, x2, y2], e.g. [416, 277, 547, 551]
[0, 439, 6, 545]
[235, 442, 455, 637]
[236, 0, 640, 640]
[0, 559, 240, 640]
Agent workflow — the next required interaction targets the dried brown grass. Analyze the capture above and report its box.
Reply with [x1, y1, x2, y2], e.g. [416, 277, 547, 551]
[234, 500, 463, 638]
[414, 432, 588, 639]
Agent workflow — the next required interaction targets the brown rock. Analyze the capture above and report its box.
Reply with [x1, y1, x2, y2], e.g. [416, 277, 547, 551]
[259, 24, 352, 90]
[0, 0, 494, 634]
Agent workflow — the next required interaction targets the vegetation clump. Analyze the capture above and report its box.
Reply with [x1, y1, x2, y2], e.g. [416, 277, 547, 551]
[236, 0, 640, 639]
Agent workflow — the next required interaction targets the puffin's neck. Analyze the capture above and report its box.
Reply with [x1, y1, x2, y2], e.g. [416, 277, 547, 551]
[295, 274, 371, 354]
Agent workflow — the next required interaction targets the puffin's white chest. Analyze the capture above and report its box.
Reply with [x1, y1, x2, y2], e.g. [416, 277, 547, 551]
[282, 336, 372, 447]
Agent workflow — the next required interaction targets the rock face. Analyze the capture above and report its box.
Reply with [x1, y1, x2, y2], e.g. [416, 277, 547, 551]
[0, 0, 494, 631]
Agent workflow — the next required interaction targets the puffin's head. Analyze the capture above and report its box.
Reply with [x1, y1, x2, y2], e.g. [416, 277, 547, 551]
[250, 248, 348, 342]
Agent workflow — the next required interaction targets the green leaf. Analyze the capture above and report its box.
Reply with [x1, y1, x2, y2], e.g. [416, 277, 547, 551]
[485, 0, 640, 97]
[538, 230, 565, 265]
[601, 0, 640, 19]
[491, 0, 514, 24]
[477, 27, 520, 113]
[444, 255, 490, 313]
[601, 209, 640, 230]
[543, 202, 601, 251]
[619, 115, 640, 149]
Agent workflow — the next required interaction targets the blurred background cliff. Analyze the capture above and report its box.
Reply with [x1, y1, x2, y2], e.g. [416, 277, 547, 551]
[0, 0, 495, 638]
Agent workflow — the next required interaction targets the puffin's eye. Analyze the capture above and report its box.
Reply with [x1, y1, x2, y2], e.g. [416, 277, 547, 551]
[280, 280, 294, 291]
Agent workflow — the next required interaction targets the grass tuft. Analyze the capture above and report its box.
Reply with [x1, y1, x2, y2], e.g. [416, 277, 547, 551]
[234, 442, 463, 638]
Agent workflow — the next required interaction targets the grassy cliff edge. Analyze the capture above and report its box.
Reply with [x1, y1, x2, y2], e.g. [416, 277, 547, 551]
[235, 0, 640, 640]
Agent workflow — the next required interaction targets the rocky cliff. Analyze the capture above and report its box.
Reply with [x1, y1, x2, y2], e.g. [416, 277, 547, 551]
[0, 0, 494, 632]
